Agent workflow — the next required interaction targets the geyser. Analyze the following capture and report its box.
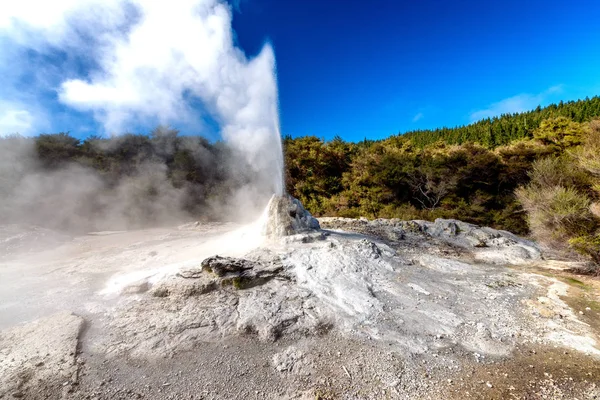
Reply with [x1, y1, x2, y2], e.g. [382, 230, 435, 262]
[262, 194, 320, 237]
[1, 0, 285, 210]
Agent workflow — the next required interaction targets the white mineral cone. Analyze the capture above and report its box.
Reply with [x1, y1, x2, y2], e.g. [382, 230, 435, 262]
[261, 194, 320, 237]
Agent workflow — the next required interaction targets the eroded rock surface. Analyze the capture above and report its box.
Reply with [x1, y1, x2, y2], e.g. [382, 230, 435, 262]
[2, 217, 599, 399]
[0, 312, 83, 399]
[320, 217, 542, 264]
[100, 220, 595, 364]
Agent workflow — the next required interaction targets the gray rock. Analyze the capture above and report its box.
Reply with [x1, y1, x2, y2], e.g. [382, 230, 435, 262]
[318, 217, 542, 265]
[262, 195, 320, 237]
[201, 255, 256, 277]
[0, 312, 84, 399]
[430, 219, 461, 236]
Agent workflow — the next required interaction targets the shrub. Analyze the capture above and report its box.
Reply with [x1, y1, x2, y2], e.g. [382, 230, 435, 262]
[546, 186, 594, 235]
[533, 116, 585, 150]
[516, 145, 600, 268]
[516, 185, 594, 243]
[574, 119, 600, 177]
[569, 235, 600, 273]
[527, 156, 590, 191]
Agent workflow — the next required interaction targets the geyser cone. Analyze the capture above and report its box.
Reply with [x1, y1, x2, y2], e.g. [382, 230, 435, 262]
[262, 194, 320, 237]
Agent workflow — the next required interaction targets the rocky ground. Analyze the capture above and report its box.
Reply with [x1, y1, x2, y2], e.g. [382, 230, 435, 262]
[1, 214, 599, 399]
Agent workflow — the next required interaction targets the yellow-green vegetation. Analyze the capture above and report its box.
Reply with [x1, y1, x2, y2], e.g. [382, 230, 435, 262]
[562, 277, 588, 289]
[286, 104, 599, 232]
[516, 119, 600, 270]
[286, 136, 534, 233]
[219, 276, 248, 290]
[314, 388, 337, 400]
[231, 277, 246, 290]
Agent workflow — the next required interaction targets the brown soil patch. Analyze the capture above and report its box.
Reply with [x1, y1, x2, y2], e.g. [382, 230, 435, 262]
[446, 345, 600, 399]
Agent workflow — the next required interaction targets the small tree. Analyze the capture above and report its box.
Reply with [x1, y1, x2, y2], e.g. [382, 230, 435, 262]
[533, 116, 585, 150]
[35, 133, 82, 168]
[569, 235, 600, 267]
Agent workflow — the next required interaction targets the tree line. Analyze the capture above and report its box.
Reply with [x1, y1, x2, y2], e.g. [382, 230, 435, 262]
[402, 96, 600, 148]
[0, 127, 263, 230]
[2, 97, 600, 268]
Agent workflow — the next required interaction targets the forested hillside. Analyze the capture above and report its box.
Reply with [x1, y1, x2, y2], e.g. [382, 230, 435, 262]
[284, 96, 600, 269]
[2, 97, 600, 267]
[402, 96, 600, 147]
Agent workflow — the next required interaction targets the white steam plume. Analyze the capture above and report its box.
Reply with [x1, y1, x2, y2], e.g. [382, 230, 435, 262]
[0, 0, 284, 195]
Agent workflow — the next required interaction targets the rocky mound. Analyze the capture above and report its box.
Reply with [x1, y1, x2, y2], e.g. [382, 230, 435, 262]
[319, 217, 542, 264]
[261, 195, 320, 237]
[98, 218, 597, 360]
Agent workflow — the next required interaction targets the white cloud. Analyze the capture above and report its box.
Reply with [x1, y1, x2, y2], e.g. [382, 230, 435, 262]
[469, 85, 564, 122]
[0, 0, 285, 195]
[0, 0, 129, 51]
[412, 112, 424, 122]
[0, 102, 37, 136]
[0, 0, 79, 32]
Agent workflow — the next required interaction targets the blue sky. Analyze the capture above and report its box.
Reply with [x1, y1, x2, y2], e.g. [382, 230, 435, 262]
[233, 0, 600, 141]
[0, 0, 599, 142]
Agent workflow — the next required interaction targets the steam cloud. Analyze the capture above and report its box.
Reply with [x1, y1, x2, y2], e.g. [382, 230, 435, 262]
[0, 0, 285, 230]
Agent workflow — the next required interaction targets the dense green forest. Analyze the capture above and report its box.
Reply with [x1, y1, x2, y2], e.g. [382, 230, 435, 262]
[402, 96, 600, 147]
[2, 96, 600, 267]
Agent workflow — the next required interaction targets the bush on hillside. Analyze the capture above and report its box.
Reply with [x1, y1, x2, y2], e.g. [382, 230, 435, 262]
[516, 184, 594, 243]
[517, 132, 600, 271]
[533, 116, 586, 150]
[574, 119, 600, 177]
[569, 235, 600, 270]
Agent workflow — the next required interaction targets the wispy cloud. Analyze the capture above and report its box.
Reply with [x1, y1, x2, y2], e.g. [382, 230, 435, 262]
[412, 112, 424, 122]
[231, 0, 246, 12]
[0, 101, 39, 136]
[469, 85, 563, 122]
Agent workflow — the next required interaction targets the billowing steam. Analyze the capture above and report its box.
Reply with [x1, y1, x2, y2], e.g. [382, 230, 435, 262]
[0, 0, 285, 230]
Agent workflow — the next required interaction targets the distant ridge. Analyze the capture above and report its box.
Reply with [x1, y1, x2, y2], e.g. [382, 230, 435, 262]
[400, 96, 600, 148]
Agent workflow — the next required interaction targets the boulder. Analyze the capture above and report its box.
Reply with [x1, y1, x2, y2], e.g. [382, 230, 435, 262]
[201, 255, 256, 276]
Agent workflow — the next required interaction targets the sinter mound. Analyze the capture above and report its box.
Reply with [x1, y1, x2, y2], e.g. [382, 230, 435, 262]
[261, 194, 320, 237]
